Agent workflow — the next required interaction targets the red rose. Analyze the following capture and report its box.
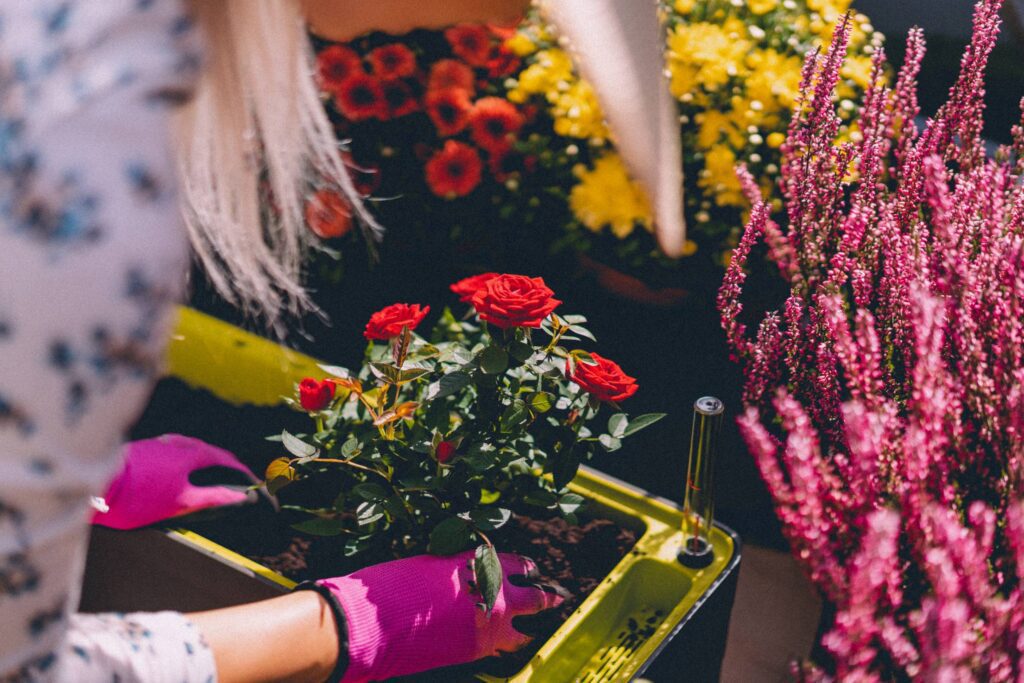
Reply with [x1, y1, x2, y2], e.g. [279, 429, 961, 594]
[435, 441, 457, 464]
[428, 59, 475, 94]
[364, 303, 430, 340]
[471, 274, 561, 329]
[469, 97, 524, 153]
[450, 272, 499, 303]
[368, 43, 417, 80]
[444, 24, 493, 66]
[299, 378, 336, 411]
[317, 45, 363, 93]
[425, 141, 483, 198]
[425, 87, 472, 136]
[566, 353, 639, 403]
[305, 190, 352, 239]
[381, 79, 419, 118]
[334, 73, 386, 121]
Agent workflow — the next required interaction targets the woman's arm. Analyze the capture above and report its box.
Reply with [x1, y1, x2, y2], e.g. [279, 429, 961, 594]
[189, 592, 341, 683]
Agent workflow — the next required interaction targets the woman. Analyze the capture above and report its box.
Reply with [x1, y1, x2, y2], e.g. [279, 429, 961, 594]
[0, 0, 680, 680]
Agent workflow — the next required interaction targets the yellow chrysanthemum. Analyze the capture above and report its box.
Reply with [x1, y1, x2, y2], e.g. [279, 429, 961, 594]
[698, 110, 746, 150]
[841, 54, 876, 90]
[745, 49, 804, 112]
[667, 22, 751, 93]
[747, 0, 778, 14]
[569, 154, 653, 238]
[505, 32, 537, 58]
[700, 145, 745, 207]
[673, 0, 696, 14]
[551, 81, 609, 141]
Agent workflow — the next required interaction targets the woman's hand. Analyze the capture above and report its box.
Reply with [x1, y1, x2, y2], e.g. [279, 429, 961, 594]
[91, 434, 259, 530]
[306, 551, 564, 682]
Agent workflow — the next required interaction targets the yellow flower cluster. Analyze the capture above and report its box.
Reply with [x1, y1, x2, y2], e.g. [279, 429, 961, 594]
[507, 48, 609, 142]
[569, 154, 653, 238]
[505, 0, 883, 256]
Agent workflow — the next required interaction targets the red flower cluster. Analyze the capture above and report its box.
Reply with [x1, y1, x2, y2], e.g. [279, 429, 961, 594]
[567, 353, 639, 403]
[364, 303, 430, 340]
[299, 378, 336, 411]
[315, 23, 530, 201]
[470, 274, 561, 329]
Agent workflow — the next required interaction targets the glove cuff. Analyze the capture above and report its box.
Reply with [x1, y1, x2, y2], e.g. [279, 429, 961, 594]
[294, 581, 350, 683]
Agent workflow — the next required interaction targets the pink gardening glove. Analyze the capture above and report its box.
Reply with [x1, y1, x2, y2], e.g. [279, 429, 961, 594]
[304, 550, 564, 682]
[91, 434, 259, 530]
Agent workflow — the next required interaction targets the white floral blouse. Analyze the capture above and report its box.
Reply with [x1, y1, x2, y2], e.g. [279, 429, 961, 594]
[0, 1, 216, 680]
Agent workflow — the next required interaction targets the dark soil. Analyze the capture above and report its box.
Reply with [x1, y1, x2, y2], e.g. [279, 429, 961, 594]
[132, 377, 638, 679]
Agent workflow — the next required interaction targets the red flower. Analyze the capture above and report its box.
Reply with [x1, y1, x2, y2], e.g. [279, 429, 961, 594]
[428, 59, 475, 94]
[381, 79, 419, 118]
[364, 303, 430, 340]
[367, 43, 417, 80]
[444, 24, 493, 67]
[450, 272, 499, 302]
[435, 441, 457, 464]
[566, 353, 639, 403]
[317, 45, 364, 93]
[299, 378, 336, 411]
[425, 87, 472, 136]
[469, 97, 524, 153]
[334, 73, 386, 121]
[305, 190, 352, 239]
[425, 141, 483, 198]
[471, 274, 561, 329]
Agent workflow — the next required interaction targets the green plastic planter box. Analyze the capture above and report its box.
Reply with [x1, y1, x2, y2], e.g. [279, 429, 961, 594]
[81, 308, 741, 682]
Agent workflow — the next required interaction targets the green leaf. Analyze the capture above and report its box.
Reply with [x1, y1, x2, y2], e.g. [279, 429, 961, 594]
[622, 413, 667, 437]
[352, 483, 388, 501]
[341, 437, 361, 458]
[428, 517, 472, 555]
[343, 537, 370, 557]
[474, 544, 503, 615]
[469, 507, 513, 531]
[317, 363, 352, 378]
[368, 362, 400, 383]
[568, 325, 596, 342]
[558, 493, 586, 516]
[598, 434, 623, 452]
[524, 489, 558, 508]
[356, 502, 384, 526]
[281, 430, 317, 458]
[608, 413, 629, 438]
[291, 518, 345, 536]
[500, 399, 530, 433]
[266, 476, 293, 496]
[552, 450, 581, 489]
[509, 340, 534, 362]
[426, 371, 472, 400]
[479, 345, 510, 375]
[562, 315, 587, 325]
[529, 392, 555, 414]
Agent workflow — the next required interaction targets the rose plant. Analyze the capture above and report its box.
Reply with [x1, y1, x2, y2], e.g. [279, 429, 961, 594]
[266, 274, 663, 611]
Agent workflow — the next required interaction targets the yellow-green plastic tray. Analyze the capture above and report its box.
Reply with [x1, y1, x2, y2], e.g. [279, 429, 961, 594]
[164, 307, 738, 682]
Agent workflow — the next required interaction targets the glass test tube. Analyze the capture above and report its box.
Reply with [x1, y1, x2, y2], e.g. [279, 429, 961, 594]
[680, 396, 724, 565]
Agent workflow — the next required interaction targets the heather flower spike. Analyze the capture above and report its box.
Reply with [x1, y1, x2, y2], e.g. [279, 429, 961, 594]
[720, 1, 1024, 676]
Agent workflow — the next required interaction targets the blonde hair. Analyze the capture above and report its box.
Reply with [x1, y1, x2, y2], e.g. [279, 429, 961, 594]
[176, 0, 380, 326]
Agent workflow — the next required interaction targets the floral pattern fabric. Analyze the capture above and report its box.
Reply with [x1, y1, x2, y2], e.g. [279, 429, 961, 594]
[0, 1, 214, 679]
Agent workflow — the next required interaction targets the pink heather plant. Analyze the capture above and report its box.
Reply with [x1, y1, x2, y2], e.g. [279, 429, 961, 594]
[719, 0, 1024, 678]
